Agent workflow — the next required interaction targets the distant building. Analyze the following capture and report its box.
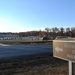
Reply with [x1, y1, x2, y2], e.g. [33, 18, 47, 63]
[19, 36, 43, 41]
[0, 33, 43, 41]
[0, 33, 19, 40]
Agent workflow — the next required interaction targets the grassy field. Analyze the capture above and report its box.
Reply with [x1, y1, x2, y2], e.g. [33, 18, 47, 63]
[0, 55, 69, 75]
[0, 40, 52, 45]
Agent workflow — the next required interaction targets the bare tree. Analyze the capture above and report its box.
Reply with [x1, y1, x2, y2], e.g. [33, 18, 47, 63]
[60, 27, 64, 36]
[66, 27, 71, 36]
[71, 27, 75, 37]
[45, 27, 50, 36]
[51, 27, 56, 37]
[45, 27, 50, 32]
[54, 27, 59, 33]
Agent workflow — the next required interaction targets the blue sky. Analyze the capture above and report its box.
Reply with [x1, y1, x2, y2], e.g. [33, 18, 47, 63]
[0, 0, 75, 32]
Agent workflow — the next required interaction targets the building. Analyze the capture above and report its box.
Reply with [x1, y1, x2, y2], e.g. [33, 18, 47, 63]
[0, 33, 19, 40]
[0, 33, 43, 41]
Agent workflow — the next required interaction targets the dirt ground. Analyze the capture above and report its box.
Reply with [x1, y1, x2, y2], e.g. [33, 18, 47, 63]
[0, 55, 74, 75]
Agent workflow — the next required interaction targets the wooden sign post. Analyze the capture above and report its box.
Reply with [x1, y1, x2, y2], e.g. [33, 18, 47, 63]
[53, 40, 75, 75]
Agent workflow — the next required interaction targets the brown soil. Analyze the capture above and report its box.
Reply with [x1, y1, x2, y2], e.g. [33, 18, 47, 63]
[0, 55, 73, 75]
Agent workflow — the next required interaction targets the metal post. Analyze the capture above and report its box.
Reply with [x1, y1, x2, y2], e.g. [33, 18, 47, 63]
[69, 61, 72, 75]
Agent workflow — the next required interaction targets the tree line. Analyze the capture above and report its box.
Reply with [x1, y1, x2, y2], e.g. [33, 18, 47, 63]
[45, 27, 75, 37]
[18, 27, 75, 38]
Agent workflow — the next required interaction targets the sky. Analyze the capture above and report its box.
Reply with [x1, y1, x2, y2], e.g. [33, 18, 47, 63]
[0, 0, 75, 32]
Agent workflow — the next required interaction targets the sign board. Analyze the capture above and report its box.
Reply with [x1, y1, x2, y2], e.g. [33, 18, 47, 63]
[53, 40, 75, 63]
